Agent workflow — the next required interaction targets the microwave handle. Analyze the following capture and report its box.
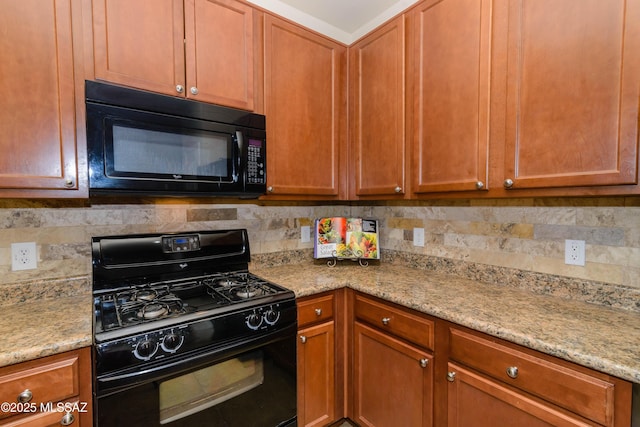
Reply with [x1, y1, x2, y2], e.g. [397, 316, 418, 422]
[234, 131, 243, 182]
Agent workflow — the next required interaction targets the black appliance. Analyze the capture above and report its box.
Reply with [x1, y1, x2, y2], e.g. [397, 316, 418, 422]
[91, 229, 296, 427]
[86, 80, 266, 198]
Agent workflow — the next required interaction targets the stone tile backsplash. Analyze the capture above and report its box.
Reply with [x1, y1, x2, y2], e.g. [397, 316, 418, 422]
[0, 197, 638, 310]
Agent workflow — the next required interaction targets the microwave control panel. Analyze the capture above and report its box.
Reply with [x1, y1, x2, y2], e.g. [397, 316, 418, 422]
[247, 139, 265, 184]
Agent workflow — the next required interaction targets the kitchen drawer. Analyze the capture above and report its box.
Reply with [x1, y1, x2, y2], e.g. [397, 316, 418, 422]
[449, 327, 615, 426]
[297, 292, 334, 327]
[0, 352, 80, 420]
[354, 293, 434, 350]
[1, 399, 80, 426]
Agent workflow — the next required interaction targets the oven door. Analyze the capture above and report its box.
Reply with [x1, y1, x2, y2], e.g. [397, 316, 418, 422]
[95, 325, 297, 427]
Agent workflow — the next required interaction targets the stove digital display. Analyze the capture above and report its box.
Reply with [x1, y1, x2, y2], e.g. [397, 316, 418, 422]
[162, 235, 200, 253]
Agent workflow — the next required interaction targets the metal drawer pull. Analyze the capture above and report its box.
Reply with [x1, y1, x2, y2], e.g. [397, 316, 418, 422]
[506, 366, 519, 379]
[381, 317, 390, 325]
[446, 371, 456, 382]
[315, 308, 322, 316]
[300, 335, 307, 344]
[61, 412, 74, 426]
[18, 389, 32, 403]
[419, 358, 429, 368]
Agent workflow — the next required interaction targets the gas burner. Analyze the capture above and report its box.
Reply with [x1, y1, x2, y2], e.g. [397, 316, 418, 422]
[216, 278, 243, 287]
[135, 289, 158, 302]
[138, 303, 169, 319]
[235, 286, 258, 299]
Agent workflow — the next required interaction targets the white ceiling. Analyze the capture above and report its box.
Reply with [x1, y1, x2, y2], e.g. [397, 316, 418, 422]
[246, 0, 420, 44]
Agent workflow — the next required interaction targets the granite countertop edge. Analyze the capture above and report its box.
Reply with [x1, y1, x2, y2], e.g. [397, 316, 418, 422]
[253, 264, 640, 384]
[1, 264, 638, 386]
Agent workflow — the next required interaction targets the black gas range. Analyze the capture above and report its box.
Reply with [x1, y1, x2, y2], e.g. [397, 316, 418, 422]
[92, 229, 297, 427]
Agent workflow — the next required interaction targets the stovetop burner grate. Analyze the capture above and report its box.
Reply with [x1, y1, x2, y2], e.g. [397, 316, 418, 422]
[94, 271, 287, 334]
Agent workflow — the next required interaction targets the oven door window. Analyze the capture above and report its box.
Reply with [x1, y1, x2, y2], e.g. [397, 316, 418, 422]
[106, 120, 236, 183]
[159, 350, 263, 424]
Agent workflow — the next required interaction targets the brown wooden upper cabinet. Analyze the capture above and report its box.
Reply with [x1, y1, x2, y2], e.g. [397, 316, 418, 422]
[409, 0, 640, 197]
[410, 0, 492, 195]
[0, 0, 87, 198]
[499, 0, 640, 191]
[349, 16, 407, 199]
[263, 15, 348, 199]
[89, 0, 260, 111]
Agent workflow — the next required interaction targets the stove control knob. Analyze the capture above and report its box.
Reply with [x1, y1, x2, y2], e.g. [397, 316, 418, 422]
[264, 309, 280, 325]
[246, 312, 263, 330]
[133, 338, 158, 360]
[161, 332, 184, 353]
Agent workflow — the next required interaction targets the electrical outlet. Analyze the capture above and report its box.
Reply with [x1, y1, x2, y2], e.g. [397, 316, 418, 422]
[11, 242, 37, 271]
[413, 228, 425, 247]
[564, 239, 585, 266]
[300, 226, 311, 243]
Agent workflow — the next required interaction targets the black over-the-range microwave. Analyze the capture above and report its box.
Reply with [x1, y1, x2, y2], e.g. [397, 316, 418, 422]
[85, 80, 266, 198]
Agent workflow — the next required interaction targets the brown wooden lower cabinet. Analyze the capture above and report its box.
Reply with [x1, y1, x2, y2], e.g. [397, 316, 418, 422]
[444, 325, 632, 427]
[296, 290, 632, 427]
[297, 291, 342, 427]
[0, 347, 92, 426]
[353, 322, 433, 427]
[447, 362, 598, 426]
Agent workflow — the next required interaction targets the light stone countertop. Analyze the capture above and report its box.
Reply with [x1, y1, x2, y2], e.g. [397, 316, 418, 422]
[0, 263, 638, 386]
[253, 263, 640, 384]
[0, 295, 92, 368]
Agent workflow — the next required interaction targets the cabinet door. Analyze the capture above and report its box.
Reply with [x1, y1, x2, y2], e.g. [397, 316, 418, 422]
[263, 15, 348, 199]
[298, 321, 336, 427]
[0, 0, 85, 197]
[349, 16, 406, 198]
[91, 0, 185, 97]
[184, 0, 257, 110]
[447, 363, 595, 427]
[353, 322, 433, 427]
[411, 0, 492, 194]
[502, 0, 640, 190]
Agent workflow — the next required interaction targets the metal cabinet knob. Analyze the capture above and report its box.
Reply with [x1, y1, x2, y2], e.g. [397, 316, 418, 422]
[419, 358, 429, 368]
[190, 87, 199, 95]
[504, 178, 514, 188]
[176, 85, 184, 93]
[299, 335, 307, 344]
[476, 181, 484, 190]
[381, 317, 390, 325]
[506, 366, 519, 379]
[267, 186, 274, 193]
[394, 186, 401, 193]
[64, 177, 74, 188]
[60, 412, 75, 426]
[315, 308, 322, 316]
[18, 389, 32, 403]
[446, 371, 456, 382]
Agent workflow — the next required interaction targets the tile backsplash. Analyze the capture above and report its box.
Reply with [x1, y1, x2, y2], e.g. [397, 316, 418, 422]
[0, 197, 638, 307]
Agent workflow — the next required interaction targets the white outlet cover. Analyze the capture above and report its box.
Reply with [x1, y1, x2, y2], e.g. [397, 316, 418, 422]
[11, 242, 37, 271]
[413, 228, 425, 247]
[564, 239, 586, 266]
[301, 225, 311, 243]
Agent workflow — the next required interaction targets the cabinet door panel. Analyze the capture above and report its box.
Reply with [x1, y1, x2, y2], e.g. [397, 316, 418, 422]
[264, 15, 347, 198]
[350, 16, 405, 197]
[0, 0, 81, 193]
[298, 321, 335, 427]
[354, 322, 433, 427]
[412, 0, 491, 193]
[185, 0, 256, 110]
[504, 0, 640, 189]
[447, 363, 594, 427]
[92, 0, 185, 96]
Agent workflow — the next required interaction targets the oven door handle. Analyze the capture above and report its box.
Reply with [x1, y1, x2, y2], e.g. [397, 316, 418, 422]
[96, 323, 296, 395]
